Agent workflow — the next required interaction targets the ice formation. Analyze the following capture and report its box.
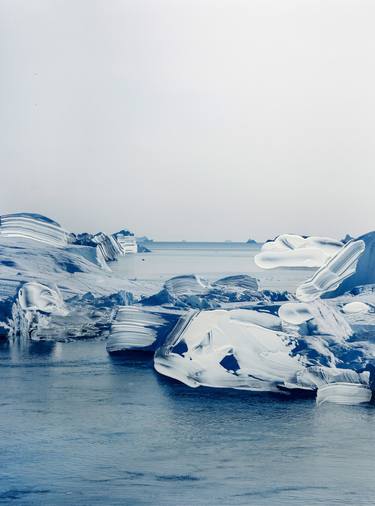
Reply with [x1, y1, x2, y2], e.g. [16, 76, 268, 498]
[316, 382, 372, 406]
[296, 240, 365, 302]
[0, 213, 70, 247]
[18, 282, 67, 315]
[342, 301, 370, 314]
[154, 309, 304, 390]
[323, 231, 375, 297]
[0, 213, 144, 341]
[2, 215, 375, 407]
[153, 236, 375, 404]
[106, 306, 182, 353]
[254, 234, 343, 269]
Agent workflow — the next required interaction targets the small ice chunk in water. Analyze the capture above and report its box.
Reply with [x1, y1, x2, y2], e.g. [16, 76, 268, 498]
[316, 383, 372, 405]
[342, 301, 370, 314]
[254, 234, 343, 269]
[296, 240, 365, 302]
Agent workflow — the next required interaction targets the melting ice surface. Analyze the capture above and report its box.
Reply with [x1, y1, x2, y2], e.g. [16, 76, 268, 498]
[1, 212, 375, 407]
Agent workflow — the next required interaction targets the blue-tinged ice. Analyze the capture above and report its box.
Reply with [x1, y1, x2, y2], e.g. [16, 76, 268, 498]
[154, 309, 305, 391]
[106, 306, 183, 353]
[295, 240, 365, 302]
[18, 282, 67, 315]
[323, 231, 375, 297]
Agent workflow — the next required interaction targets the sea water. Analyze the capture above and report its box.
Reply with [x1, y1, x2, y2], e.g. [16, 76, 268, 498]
[1, 243, 375, 505]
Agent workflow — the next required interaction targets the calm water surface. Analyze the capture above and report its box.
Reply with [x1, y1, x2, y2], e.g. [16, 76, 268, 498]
[1, 244, 374, 505]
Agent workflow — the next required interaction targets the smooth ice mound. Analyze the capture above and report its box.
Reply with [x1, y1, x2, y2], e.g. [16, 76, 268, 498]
[254, 234, 343, 269]
[106, 306, 182, 353]
[296, 240, 365, 302]
[342, 301, 370, 314]
[0, 213, 70, 247]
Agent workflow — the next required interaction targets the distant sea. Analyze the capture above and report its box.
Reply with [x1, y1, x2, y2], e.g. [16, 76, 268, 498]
[1, 242, 374, 505]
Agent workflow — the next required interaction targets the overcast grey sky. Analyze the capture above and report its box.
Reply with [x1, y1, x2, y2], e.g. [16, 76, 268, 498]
[1, 0, 374, 240]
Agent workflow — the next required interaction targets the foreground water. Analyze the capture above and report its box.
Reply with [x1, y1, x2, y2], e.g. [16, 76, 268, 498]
[1, 243, 375, 505]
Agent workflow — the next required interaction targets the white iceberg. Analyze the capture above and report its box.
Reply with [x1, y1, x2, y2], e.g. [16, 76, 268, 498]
[154, 309, 305, 391]
[254, 234, 343, 269]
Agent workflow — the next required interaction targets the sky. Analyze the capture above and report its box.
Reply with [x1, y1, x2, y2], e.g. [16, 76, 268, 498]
[1, 0, 375, 241]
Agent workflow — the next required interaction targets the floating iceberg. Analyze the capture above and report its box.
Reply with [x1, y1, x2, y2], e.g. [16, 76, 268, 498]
[316, 382, 372, 405]
[2, 212, 375, 407]
[154, 307, 373, 401]
[254, 234, 343, 269]
[113, 230, 138, 254]
[155, 309, 304, 391]
[106, 306, 182, 353]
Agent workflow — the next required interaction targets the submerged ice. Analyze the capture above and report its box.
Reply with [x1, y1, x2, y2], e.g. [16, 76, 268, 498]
[1, 214, 375, 406]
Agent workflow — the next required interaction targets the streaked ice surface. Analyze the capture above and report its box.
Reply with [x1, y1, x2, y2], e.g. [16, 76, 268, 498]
[2, 243, 375, 505]
[1, 340, 375, 506]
